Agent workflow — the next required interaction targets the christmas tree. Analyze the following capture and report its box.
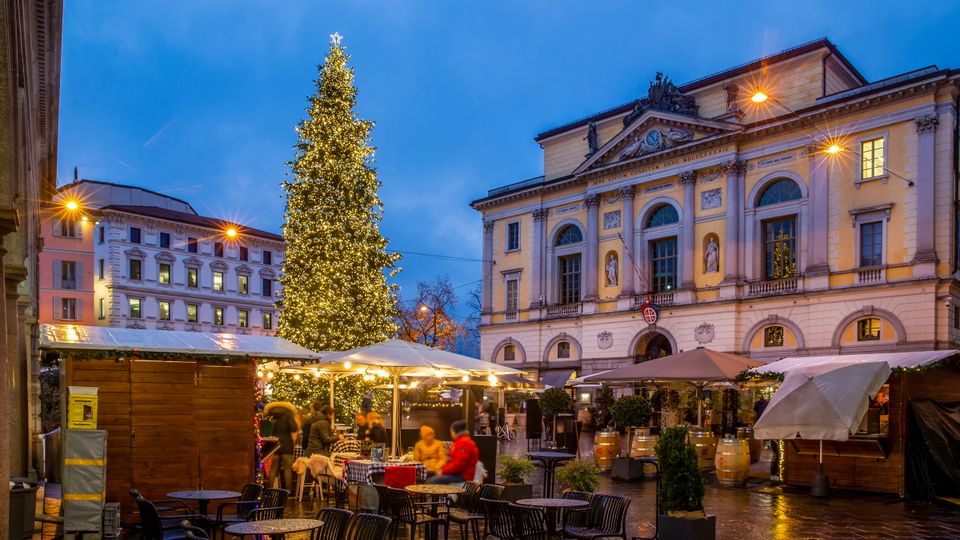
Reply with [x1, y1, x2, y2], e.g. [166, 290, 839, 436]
[279, 33, 401, 352]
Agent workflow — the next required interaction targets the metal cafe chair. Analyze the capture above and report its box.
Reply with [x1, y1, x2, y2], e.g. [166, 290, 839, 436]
[180, 519, 209, 539]
[481, 498, 517, 540]
[388, 485, 450, 540]
[562, 494, 631, 540]
[447, 482, 480, 540]
[451, 484, 504, 540]
[208, 483, 263, 539]
[343, 513, 393, 540]
[245, 487, 289, 521]
[312, 507, 354, 540]
[560, 491, 593, 528]
[135, 497, 206, 540]
[509, 503, 549, 540]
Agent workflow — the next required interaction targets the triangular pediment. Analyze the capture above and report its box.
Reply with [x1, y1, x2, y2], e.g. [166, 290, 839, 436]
[574, 110, 741, 175]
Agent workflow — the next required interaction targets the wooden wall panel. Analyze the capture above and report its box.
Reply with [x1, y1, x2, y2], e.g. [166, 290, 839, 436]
[197, 364, 255, 491]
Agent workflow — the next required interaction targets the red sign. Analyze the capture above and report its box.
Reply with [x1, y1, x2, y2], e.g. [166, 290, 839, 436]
[640, 299, 660, 325]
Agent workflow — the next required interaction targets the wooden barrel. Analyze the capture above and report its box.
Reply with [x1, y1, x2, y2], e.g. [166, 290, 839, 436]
[594, 430, 621, 471]
[737, 426, 762, 464]
[630, 433, 659, 478]
[715, 437, 750, 486]
[689, 430, 716, 470]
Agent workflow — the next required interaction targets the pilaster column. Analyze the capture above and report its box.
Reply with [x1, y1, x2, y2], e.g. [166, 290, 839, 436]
[806, 147, 830, 275]
[584, 194, 601, 301]
[481, 220, 495, 313]
[914, 114, 939, 264]
[530, 208, 549, 308]
[619, 186, 636, 296]
[679, 171, 697, 289]
[720, 159, 745, 284]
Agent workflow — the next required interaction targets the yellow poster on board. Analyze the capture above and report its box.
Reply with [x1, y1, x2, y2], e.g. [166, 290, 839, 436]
[67, 386, 98, 429]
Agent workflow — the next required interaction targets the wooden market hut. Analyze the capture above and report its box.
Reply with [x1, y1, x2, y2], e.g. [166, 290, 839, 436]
[750, 350, 960, 496]
[41, 324, 319, 520]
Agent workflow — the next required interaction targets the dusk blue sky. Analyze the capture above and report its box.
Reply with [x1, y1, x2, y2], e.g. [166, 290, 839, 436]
[59, 1, 960, 315]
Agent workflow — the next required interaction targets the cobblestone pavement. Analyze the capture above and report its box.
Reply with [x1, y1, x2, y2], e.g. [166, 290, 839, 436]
[286, 433, 960, 539]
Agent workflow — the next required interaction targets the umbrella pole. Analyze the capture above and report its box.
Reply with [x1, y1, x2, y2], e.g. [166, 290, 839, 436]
[328, 376, 335, 408]
[697, 384, 703, 429]
[392, 374, 401, 458]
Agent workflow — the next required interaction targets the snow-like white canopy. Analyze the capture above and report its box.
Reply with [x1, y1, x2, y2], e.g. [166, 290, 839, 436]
[319, 339, 521, 376]
[750, 350, 957, 374]
[40, 324, 320, 361]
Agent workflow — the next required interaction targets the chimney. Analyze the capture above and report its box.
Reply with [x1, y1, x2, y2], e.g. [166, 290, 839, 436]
[73, 166, 79, 184]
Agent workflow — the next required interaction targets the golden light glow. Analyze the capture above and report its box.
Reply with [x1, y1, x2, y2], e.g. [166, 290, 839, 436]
[344, 361, 352, 369]
[80, 216, 88, 222]
[487, 374, 498, 386]
[825, 144, 842, 155]
[409, 381, 418, 388]
[419, 305, 429, 312]
[293, 373, 301, 381]
[65, 200, 79, 211]
[750, 91, 768, 104]
[225, 227, 238, 238]
[256, 370, 264, 378]
[266, 372, 274, 379]
[461, 374, 470, 382]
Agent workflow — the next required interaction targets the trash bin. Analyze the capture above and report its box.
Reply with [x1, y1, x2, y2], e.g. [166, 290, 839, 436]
[8, 479, 38, 540]
[40, 428, 61, 482]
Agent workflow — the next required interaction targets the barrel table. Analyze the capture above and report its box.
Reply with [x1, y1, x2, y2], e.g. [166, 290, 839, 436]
[689, 431, 717, 470]
[593, 430, 620, 472]
[715, 437, 750, 486]
[630, 432, 659, 478]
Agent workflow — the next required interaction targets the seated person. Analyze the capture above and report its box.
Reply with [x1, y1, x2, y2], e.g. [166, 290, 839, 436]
[413, 426, 448, 475]
[427, 420, 478, 485]
[366, 412, 388, 444]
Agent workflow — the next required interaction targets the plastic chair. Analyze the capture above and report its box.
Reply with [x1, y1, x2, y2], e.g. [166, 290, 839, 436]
[481, 498, 516, 540]
[509, 503, 549, 540]
[312, 507, 354, 540]
[562, 494, 631, 540]
[344, 513, 392, 540]
[560, 491, 593, 528]
[209, 483, 262, 538]
[384, 465, 418, 489]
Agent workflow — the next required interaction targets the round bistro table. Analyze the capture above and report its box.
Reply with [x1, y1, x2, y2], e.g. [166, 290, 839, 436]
[515, 498, 590, 537]
[406, 484, 465, 540]
[526, 451, 575, 498]
[224, 518, 323, 538]
[167, 489, 241, 516]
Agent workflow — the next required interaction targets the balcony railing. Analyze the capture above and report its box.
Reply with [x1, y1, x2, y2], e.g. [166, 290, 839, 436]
[748, 276, 800, 297]
[504, 311, 518, 321]
[632, 291, 676, 309]
[544, 303, 581, 319]
[856, 266, 885, 285]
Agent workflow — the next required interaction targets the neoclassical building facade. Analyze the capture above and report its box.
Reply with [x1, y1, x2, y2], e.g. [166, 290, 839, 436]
[471, 39, 960, 384]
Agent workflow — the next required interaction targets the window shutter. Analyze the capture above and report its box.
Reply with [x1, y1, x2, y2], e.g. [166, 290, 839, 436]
[76, 262, 83, 289]
[52, 297, 60, 320]
[75, 221, 83, 238]
[75, 300, 82, 321]
[52, 219, 61, 237]
[53, 260, 62, 289]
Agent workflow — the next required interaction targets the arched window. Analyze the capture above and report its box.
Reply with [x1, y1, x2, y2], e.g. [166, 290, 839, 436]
[757, 179, 802, 207]
[503, 344, 516, 362]
[646, 204, 680, 228]
[555, 225, 583, 246]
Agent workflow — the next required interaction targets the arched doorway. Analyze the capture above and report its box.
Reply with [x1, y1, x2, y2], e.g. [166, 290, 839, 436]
[634, 332, 673, 363]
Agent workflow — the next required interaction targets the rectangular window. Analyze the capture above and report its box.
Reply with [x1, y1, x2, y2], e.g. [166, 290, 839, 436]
[98, 226, 105, 244]
[98, 297, 105, 320]
[557, 341, 571, 359]
[763, 217, 797, 279]
[187, 267, 198, 288]
[159, 232, 170, 249]
[859, 221, 883, 267]
[238, 274, 249, 294]
[558, 254, 581, 305]
[861, 137, 885, 180]
[158, 263, 171, 285]
[262, 250, 273, 265]
[262, 312, 273, 330]
[764, 326, 784, 347]
[506, 222, 520, 251]
[128, 259, 142, 281]
[187, 303, 198, 323]
[213, 306, 224, 326]
[59, 219, 78, 238]
[503, 345, 515, 362]
[857, 318, 881, 341]
[159, 300, 171, 321]
[129, 227, 141, 244]
[214, 242, 224, 258]
[262, 278, 273, 298]
[61, 298, 77, 320]
[505, 278, 519, 315]
[187, 237, 198, 253]
[239, 246, 248, 261]
[98, 259, 105, 280]
[650, 237, 678, 293]
[213, 271, 224, 291]
[129, 298, 142, 319]
[61, 261, 77, 289]
[238, 309, 249, 328]
[954, 305, 960, 330]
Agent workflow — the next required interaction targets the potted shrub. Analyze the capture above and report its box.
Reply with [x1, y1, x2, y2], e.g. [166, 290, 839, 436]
[539, 387, 575, 446]
[554, 459, 601, 493]
[610, 395, 652, 480]
[497, 455, 535, 502]
[655, 426, 716, 540]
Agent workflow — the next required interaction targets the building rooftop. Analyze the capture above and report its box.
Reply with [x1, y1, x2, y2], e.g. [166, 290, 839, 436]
[101, 204, 284, 243]
[56, 179, 198, 214]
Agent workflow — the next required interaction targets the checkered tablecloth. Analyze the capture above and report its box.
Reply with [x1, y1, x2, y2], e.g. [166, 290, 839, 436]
[343, 460, 428, 484]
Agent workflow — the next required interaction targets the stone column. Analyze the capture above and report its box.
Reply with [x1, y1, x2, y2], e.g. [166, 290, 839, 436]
[680, 171, 697, 290]
[530, 208, 549, 309]
[619, 186, 636, 296]
[914, 114, 939, 267]
[481, 220, 495, 313]
[584, 194, 601, 301]
[806, 147, 831, 284]
[722, 160, 745, 283]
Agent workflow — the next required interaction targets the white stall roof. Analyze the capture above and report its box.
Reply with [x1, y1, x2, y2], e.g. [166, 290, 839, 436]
[751, 350, 957, 374]
[40, 324, 320, 360]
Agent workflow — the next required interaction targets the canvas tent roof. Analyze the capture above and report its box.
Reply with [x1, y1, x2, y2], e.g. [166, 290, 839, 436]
[750, 350, 958, 375]
[40, 324, 320, 361]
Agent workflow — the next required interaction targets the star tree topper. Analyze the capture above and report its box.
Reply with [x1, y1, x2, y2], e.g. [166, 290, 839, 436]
[330, 32, 343, 46]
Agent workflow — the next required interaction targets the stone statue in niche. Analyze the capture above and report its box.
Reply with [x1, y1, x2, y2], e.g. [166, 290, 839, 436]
[704, 236, 719, 273]
[584, 121, 599, 157]
[606, 253, 619, 286]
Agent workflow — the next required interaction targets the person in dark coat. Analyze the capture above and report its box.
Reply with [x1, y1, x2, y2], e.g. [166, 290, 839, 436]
[300, 401, 323, 453]
[307, 406, 341, 456]
[266, 404, 298, 490]
[366, 412, 388, 444]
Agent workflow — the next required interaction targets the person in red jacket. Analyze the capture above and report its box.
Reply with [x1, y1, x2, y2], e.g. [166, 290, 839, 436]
[427, 420, 479, 484]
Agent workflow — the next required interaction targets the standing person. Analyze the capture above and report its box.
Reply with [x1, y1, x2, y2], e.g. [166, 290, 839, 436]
[300, 401, 323, 454]
[428, 420, 478, 484]
[266, 403, 298, 490]
[365, 412, 388, 444]
[413, 426, 448, 476]
[354, 412, 369, 441]
[307, 405, 342, 456]
[475, 403, 490, 435]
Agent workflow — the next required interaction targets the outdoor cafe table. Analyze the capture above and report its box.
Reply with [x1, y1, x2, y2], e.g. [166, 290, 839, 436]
[224, 518, 323, 538]
[167, 489, 241, 516]
[406, 484, 465, 540]
[343, 459, 428, 483]
[526, 451, 576, 498]
[516, 498, 590, 537]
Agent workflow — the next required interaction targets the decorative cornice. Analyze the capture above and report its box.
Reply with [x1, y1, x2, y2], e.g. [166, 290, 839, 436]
[915, 114, 939, 133]
[722, 159, 747, 175]
[124, 247, 147, 259]
[210, 260, 229, 271]
[183, 256, 203, 268]
[235, 264, 253, 275]
[154, 252, 176, 263]
[532, 208, 550, 222]
[584, 194, 601, 208]
[679, 171, 698, 185]
[259, 267, 277, 279]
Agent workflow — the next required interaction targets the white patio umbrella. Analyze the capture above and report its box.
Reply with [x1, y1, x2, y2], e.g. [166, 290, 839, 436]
[320, 339, 521, 456]
[753, 361, 891, 493]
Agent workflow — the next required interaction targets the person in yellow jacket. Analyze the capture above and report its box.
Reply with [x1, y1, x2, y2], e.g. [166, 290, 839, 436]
[412, 425, 448, 476]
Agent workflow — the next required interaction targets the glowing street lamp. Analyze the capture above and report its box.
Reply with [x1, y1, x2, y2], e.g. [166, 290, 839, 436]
[64, 200, 79, 211]
[825, 143, 842, 155]
[750, 91, 769, 104]
[225, 227, 238, 238]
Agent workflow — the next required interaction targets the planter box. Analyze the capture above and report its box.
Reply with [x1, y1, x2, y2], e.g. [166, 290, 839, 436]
[658, 514, 716, 540]
[611, 457, 645, 481]
[497, 483, 533, 502]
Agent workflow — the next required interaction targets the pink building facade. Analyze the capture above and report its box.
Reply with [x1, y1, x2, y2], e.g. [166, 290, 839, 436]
[39, 207, 96, 325]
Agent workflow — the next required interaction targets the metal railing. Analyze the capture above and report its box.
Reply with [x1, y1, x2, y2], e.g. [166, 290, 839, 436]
[747, 276, 800, 296]
[856, 267, 885, 285]
[544, 303, 581, 319]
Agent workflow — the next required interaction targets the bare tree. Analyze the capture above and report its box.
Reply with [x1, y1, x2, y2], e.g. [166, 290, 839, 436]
[397, 276, 467, 351]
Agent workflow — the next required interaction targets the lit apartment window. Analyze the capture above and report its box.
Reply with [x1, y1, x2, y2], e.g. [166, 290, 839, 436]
[859, 221, 883, 267]
[506, 222, 520, 251]
[58, 260, 78, 289]
[213, 271, 224, 291]
[159, 232, 171, 249]
[129, 227, 141, 244]
[262, 278, 273, 298]
[214, 242, 224, 258]
[187, 267, 198, 288]
[857, 318, 881, 341]
[262, 250, 273, 265]
[159, 300, 171, 321]
[61, 298, 77, 320]
[557, 341, 571, 359]
[238, 275, 249, 294]
[238, 309, 249, 328]
[861, 138, 885, 180]
[98, 259, 105, 280]
[764, 326, 784, 347]
[505, 278, 519, 315]
[763, 217, 797, 280]
[98, 298, 105, 320]
[129, 298, 142, 318]
[503, 345, 516, 362]
[262, 312, 273, 330]
[158, 263, 171, 285]
[128, 259, 142, 281]
[187, 304, 198, 323]
[187, 237, 198, 253]
[239, 246, 248, 261]
[213, 306, 224, 326]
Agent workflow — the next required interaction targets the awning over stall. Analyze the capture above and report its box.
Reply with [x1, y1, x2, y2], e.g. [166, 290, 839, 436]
[540, 369, 576, 389]
[751, 350, 957, 374]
